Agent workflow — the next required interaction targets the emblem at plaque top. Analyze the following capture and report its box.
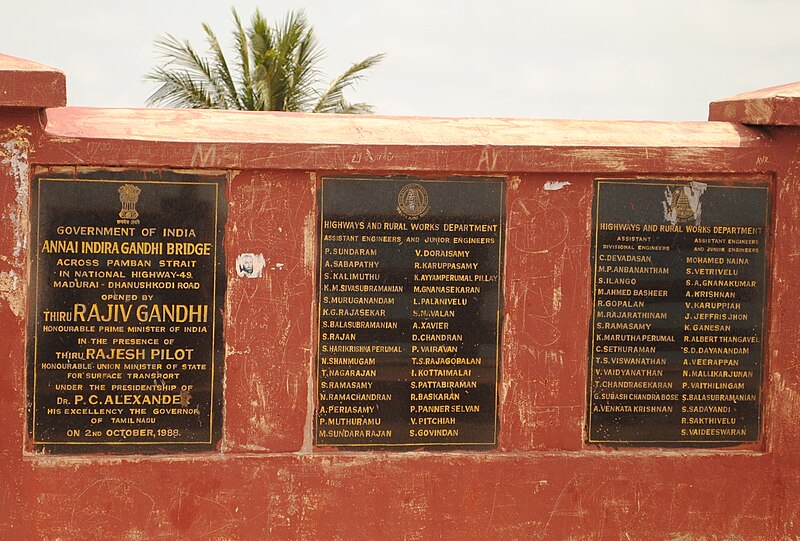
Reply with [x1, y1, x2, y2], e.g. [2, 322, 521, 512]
[663, 182, 707, 226]
[118, 184, 142, 220]
[397, 183, 429, 220]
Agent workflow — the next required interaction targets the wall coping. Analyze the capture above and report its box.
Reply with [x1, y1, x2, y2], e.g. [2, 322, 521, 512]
[709, 81, 800, 126]
[0, 53, 65, 109]
[45, 106, 764, 148]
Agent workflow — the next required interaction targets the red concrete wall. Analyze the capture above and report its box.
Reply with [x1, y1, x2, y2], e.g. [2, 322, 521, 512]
[1, 53, 799, 539]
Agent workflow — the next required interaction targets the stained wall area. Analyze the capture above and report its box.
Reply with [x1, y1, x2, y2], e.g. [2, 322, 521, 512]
[1, 53, 799, 539]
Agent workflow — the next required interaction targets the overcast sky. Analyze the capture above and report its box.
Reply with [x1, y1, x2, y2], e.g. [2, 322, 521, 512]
[3, 1, 798, 120]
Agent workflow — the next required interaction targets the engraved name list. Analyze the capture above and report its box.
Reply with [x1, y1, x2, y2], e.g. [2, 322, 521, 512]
[588, 180, 770, 445]
[316, 177, 505, 449]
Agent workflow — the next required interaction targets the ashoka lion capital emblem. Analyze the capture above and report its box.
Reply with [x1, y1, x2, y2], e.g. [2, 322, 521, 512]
[118, 184, 142, 220]
[663, 182, 707, 226]
[397, 183, 429, 220]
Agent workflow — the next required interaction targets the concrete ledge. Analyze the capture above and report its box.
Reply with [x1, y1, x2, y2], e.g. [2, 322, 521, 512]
[709, 82, 800, 126]
[0, 53, 65, 108]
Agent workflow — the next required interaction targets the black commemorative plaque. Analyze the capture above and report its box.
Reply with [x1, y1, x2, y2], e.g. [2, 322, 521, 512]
[316, 177, 505, 449]
[28, 170, 226, 453]
[588, 179, 770, 445]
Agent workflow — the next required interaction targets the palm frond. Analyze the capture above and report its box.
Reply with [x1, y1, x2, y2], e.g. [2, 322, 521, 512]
[249, 8, 273, 56]
[285, 21, 325, 112]
[232, 8, 256, 110]
[146, 9, 383, 113]
[145, 67, 217, 108]
[146, 34, 225, 108]
[150, 34, 214, 79]
[334, 101, 376, 114]
[313, 54, 385, 114]
[249, 8, 277, 110]
[202, 22, 241, 109]
[269, 9, 309, 111]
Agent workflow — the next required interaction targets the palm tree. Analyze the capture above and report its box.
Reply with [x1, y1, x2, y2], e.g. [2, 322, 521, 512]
[145, 8, 384, 113]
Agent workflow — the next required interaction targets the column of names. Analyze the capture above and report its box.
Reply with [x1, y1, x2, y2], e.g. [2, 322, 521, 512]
[589, 180, 769, 444]
[316, 177, 504, 449]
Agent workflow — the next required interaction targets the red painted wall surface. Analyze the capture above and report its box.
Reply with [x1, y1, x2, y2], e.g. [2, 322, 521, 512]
[1, 53, 799, 540]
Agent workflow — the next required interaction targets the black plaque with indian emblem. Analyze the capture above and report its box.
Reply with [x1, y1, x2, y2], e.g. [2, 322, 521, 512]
[27, 170, 227, 454]
[316, 176, 505, 449]
[588, 179, 771, 445]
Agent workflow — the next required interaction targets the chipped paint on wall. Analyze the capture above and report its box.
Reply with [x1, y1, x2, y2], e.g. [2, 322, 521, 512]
[0, 126, 31, 319]
[544, 180, 571, 191]
[303, 210, 316, 270]
[0, 269, 23, 318]
[0, 125, 31, 260]
[744, 100, 774, 124]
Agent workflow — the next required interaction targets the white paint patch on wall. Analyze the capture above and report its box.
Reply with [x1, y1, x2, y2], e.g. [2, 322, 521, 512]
[0, 127, 31, 318]
[543, 181, 571, 191]
[0, 126, 32, 259]
[303, 210, 316, 270]
[0, 270, 23, 318]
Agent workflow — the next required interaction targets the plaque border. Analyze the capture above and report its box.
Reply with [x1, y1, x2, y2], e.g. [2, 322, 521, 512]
[315, 175, 506, 449]
[587, 178, 772, 446]
[27, 170, 227, 452]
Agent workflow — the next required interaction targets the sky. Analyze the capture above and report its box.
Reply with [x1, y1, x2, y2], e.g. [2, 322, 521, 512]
[3, 1, 799, 121]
